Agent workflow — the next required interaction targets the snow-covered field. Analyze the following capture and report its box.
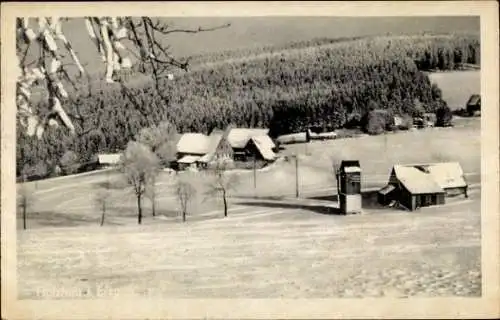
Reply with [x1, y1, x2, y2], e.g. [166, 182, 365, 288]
[428, 70, 480, 110]
[16, 115, 481, 299]
[17, 186, 480, 299]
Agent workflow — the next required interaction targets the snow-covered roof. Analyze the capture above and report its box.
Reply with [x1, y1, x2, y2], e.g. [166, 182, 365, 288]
[392, 165, 444, 194]
[426, 162, 467, 189]
[378, 184, 396, 195]
[344, 167, 361, 173]
[393, 116, 404, 127]
[276, 132, 308, 144]
[467, 94, 481, 106]
[227, 128, 269, 149]
[177, 155, 201, 164]
[98, 153, 122, 165]
[250, 135, 276, 161]
[197, 130, 225, 163]
[176, 133, 210, 155]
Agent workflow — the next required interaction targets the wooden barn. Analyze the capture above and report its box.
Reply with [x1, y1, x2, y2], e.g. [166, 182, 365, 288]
[466, 94, 481, 116]
[226, 127, 276, 162]
[378, 165, 446, 211]
[243, 135, 277, 162]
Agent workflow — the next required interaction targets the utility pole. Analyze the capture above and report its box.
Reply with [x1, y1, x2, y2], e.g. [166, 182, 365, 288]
[253, 154, 257, 197]
[22, 173, 27, 230]
[295, 154, 299, 198]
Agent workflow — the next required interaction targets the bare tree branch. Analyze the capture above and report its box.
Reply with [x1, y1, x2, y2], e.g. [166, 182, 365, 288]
[147, 19, 231, 36]
[16, 17, 231, 138]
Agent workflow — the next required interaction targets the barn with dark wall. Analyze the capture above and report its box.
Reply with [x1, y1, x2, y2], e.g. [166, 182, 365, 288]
[378, 165, 446, 211]
[226, 127, 275, 162]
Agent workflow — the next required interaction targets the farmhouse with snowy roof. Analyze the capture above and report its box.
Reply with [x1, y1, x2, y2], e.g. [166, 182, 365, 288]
[378, 162, 468, 211]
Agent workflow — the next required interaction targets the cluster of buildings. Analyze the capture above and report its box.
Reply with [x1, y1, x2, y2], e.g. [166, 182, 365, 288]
[335, 160, 469, 214]
[174, 126, 278, 170]
[175, 126, 276, 170]
[97, 126, 278, 171]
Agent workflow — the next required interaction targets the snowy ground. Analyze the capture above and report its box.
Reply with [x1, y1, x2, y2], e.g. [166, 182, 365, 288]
[17, 185, 480, 299]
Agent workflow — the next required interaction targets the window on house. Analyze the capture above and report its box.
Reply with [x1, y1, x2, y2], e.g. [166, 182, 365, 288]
[423, 195, 433, 206]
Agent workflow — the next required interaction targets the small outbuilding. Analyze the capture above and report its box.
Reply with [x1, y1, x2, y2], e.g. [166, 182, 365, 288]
[276, 132, 309, 144]
[393, 115, 404, 128]
[336, 160, 362, 215]
[466, 94, 481, 116]
[97, 153, 122, 168]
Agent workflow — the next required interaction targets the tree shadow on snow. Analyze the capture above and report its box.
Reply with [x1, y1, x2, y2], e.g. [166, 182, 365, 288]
[235, 200, 344, 215]
[232, 194, 286, 201]
[234, 190, 387, 216]
[308, 190, 385, 210]
[20, 210, 102, 228]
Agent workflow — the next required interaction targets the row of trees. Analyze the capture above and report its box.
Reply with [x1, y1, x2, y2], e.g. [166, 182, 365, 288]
[17, 34, 479, 178]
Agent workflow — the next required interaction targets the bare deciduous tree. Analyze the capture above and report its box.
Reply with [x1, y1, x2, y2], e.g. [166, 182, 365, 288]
[119, 141, 160, 224]
[205, 160, 239, 218]
[175, 176, 197, 223]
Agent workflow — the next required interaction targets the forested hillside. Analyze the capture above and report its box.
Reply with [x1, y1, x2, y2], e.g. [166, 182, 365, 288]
[17, 34, 480, 177]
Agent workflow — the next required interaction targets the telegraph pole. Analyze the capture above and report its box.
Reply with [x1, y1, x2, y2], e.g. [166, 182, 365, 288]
[253, 154, 257, 197]
[295, 154, 299, 198]
[22, 172, 27, 230]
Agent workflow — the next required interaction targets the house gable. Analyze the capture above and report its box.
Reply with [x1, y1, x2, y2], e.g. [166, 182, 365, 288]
[243, 139, 260, 159]
[215, 136, 233, 159]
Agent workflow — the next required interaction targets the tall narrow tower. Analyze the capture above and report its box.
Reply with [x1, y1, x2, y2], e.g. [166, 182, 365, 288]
[336, 160, 362, 215]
